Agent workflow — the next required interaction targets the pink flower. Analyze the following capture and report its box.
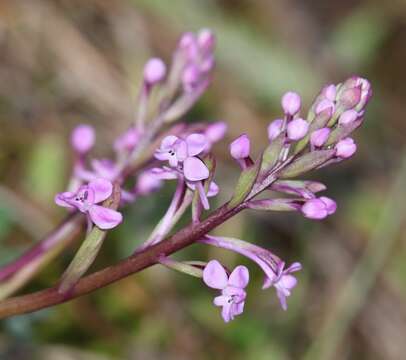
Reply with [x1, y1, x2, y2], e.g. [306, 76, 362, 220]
[71, 125, 95, 154]
[55, 178, 122, 230]
[263, 262, 302, 310]
[155, 134, 207, 167]
[203, 260, 249, 323]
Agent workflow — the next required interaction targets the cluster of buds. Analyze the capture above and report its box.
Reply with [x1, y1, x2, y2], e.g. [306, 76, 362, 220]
[49, 30, 372, 323]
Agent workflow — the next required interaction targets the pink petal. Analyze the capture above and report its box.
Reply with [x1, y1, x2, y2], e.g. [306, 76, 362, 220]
[161, 135, 179, 150]
[88, 205, 123, 229]
[196, 181, 210, 210]
[280, 274, 297, 290]
[207, 181, 219, 197]
[183, 157, 209, 182]
[221, 303, 233, 323]
[276, 289, 288, 311]
[175, 139, 188, 161]
[228, 265, 249, 289]
[234, 301, 245, 316]
[214, 295, 228, 307]
[54, 192, 75, 208]
[203, 260, 228, 290]
[88, 178, 113, 203]
[286, 262, 302, 273]
[186, 133, 207, 156]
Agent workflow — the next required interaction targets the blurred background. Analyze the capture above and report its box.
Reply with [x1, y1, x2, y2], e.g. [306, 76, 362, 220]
[0, 0, 406, 359]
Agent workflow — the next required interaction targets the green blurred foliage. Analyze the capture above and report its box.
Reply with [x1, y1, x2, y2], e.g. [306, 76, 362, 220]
[0, 0, 406, 359]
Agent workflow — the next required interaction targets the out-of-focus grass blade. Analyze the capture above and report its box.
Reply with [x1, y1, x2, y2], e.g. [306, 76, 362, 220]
[330, 6, 389, 69]
[23, 134, 66, 205]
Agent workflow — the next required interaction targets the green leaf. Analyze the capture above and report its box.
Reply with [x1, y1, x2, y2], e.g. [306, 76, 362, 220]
[279, 150, 335, 179]
[58, 184, 121, 294]
[58, 226, 107, 294]
[228, 159, 261, 209]
[259, 134, 284, 177]
[247, 198, 300, 212]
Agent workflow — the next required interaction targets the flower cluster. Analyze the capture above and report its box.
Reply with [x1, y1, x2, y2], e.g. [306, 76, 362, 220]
[49, 29, 372, 322]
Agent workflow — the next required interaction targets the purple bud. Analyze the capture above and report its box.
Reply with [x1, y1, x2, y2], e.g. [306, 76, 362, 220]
[287, 118, 309, 141]
[143, 58, 166, 85]
[205, 121, 227, 143]
[315, 99, 335, 115]
[267, 119, 284, 141]
[321, 84, 336, 102]
[136, 170, 163, 196]
[178, 32, 198, 61]
[301, 196, 336, 220]
[197, 28, 215, 53]
[182, 64, 200, 92]
[310, 128, 331, 147]
[71, 124, 95, 154]
[338, 109, 358, 125]
[340, 86, 362, 110]
[230, 134, 250, 159]
[319, 196, 337, 215]
[335, 137, 357, 158]
[281, 91, 301, 116]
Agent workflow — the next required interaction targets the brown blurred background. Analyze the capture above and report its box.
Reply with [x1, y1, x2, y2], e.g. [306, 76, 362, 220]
[0, 0, 406, 359]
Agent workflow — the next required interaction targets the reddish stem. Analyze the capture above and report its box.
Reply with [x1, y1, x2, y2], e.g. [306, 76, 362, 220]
[0, 202, 245, 318]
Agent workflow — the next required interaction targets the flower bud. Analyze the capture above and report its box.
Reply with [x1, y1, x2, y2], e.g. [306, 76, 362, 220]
[335, 137, 357, 158]
[339, 86, 361, 110]
[321, 84, 336, 102]
[301, 196, 336, 220]
[315, 99, 335, 115]
[310, 128, 330, 147]
[143, 58, 166, 85]
[338, 109, 358, 125]
[136, 170, 163, 196]
[287, 118, 309, 141]
[230, 134, 250, 159]
[197, 28, 215, 54]
[205, 122, 227, 143]
[281, 91, 301, 116]
[71, 124, 95, 154]
[182, 64, 200, 92]
[267, 119, 284, 141]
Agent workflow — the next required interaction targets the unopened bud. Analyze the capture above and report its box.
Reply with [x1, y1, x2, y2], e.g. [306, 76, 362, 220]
[281, 91, 301, 116]
[287, 118, 309, 141]
[230, 134, 250, 159]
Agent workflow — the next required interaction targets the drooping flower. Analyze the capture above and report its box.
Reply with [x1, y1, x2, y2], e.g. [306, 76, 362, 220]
[55, 178, 122, 230]
[203, 260, 249, 323]
[262, 262, 302, 310]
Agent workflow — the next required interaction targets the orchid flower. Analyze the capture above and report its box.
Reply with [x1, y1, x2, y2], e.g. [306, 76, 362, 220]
[55, 178, 122, 230]
[203, 260, 249, 322]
